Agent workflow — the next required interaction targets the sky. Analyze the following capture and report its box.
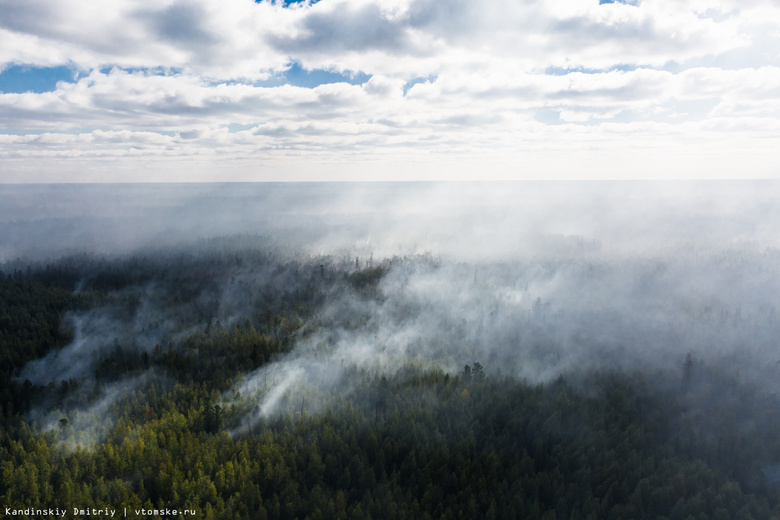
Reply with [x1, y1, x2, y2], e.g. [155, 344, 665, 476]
[1, 0, 779, 182]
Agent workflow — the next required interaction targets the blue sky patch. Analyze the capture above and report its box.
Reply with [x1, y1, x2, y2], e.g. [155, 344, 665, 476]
[403, 75, 437, 96]
[0, 65, 79, 93]
[255, 0, 322, 6]
[285, 63, 370, 87]
[599, 0, 640, 4]
[534, 110, 563, 125]
[544, 64, 638, 75]
[98, 66, 183, 76]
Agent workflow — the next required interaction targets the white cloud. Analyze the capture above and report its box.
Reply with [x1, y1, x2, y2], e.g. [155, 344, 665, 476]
[0, 0, 779, 180]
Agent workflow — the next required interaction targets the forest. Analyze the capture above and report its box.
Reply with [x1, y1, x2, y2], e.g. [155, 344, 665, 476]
[3, 230, 780, 520]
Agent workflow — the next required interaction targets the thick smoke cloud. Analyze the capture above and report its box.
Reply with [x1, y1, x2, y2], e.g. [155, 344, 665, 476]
[30, 374, 149, 451]
[6, 181, 780, 434]
[227, 244, 780, 431]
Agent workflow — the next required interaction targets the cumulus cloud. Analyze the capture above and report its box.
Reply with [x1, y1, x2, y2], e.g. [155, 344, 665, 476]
[0, 0, 779, 180]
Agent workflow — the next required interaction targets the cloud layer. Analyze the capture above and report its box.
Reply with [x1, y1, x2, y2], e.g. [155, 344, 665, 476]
[1, 0, 779, 180]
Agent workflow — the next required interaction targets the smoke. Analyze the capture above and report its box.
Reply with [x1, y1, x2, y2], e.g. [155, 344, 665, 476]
[4, 181, 780, 263]
[20, 281, 186, 385]
[225, 243, 780, 430]
[7, 181, 780, 435]
[30, 374, 149, 451]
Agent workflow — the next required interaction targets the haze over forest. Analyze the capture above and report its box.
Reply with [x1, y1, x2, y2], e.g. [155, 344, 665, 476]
[4, 181, 780, 418]
[2, 181, 780, 518]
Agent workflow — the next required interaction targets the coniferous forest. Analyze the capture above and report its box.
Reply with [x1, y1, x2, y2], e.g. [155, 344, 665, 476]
[2, 234, 780, 520]
[3, 183, 780, 519]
